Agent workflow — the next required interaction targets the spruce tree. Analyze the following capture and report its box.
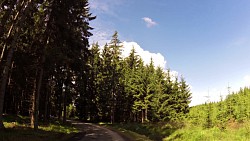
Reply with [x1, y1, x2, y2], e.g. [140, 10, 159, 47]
[109, 31, 123, 123]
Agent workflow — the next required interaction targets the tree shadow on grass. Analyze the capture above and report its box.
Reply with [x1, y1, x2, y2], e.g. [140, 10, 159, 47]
[0, 127, 77, 141]
[1, 115, 80, 141]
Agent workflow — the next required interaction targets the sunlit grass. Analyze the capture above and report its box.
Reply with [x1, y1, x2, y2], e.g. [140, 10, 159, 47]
[1, 115, 79, 141]
[164, 121, 250, 141]
[3, 122, 17, 128]
[102, 123, 152, 141]
[39, 124, 78, 134]
[105, 122, 177, 141]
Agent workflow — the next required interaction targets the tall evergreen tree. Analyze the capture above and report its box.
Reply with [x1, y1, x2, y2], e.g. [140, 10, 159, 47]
[109, 31, 123, 123]
[0, 0, 95, 129]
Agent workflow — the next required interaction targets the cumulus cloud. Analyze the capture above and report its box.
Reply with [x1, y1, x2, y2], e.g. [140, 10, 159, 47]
[142, 17, 157, 28]
[121, 41, 166, 69]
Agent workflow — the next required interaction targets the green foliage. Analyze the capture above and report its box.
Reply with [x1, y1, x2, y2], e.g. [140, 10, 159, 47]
[0, 0, 95, 128]
[110, 122, 177, 141]
[0, 0, 192, 131]
[164, 122, 250, 141]
[188, 87, 250, 128]
[74, 31, 192, 123]
[174, 87, 250, 140]
[1, 115, 78, 141]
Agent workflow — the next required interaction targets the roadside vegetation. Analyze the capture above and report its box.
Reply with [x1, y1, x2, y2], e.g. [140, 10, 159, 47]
[110, 87, 250, 141]
[107, 122, 179, 141]
[1, 115, 78, 141]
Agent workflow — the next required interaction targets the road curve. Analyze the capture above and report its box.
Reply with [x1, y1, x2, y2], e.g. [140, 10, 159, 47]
[70, 121, 126, 141]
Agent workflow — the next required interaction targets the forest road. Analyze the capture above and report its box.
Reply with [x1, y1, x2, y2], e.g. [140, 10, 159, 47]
[69, 121, 126, 141]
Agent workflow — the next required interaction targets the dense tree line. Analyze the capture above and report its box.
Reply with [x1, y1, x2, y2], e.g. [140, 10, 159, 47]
[0, 0, 191, 130]
[83, 31, 192, 123]
[188, 87, 250, 128]
[0, 0, 95, 130]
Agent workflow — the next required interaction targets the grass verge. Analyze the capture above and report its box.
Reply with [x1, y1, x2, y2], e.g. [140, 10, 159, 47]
[103, 122, 178, 141]
[103, 123, 152, 141]
[0, 115, 79, 141]
[164, 121, 250, 141]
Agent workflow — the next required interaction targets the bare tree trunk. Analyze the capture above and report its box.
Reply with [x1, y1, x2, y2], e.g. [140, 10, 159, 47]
[63, 83, 67, 123]
[31, 74, 37, 128]
[111, 91, 115, 124]
[31, 55, 45, 130]
[111, 108, 114, 124]
[44, 84, 49, 123]
[34, 62, 44, 129]
[57, 80, 63, 121]
[141, 110, 144, 123]
[0, 33, 18, 129]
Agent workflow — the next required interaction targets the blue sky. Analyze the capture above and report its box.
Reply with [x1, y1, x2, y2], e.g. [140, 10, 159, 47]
[89, 0, 250, 106]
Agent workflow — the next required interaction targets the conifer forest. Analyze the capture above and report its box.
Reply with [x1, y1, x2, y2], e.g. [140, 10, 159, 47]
[0, 0, 250, 141]
[0, 0, 191, 129]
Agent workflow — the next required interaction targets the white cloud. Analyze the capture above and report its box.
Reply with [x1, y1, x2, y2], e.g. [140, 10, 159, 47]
[121, 41, 166, 69]
[89, 30, 112, 46]
[90, 40, 168, 70]
[89, 0, 124, 16]
[89, 0, 109, 12]
[142, 17, 157, 28]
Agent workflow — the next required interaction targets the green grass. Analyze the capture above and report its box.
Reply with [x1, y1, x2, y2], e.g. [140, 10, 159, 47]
[39, 123, 78, 134]
[0, 115, 79, 141]
[164, 121, 250, 141]
[104, 120, 250, 141]
[104, 123, 152, 141]
[106, 122, 178, 141]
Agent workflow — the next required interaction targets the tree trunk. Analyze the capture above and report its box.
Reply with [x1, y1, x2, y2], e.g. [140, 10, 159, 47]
[0, 0, 32, 129]
[31, 55, 45, 130]
[57, 80, 63, 121]
[0, 34, 17, 129]
[31, 61, 44, 130]
[63, 87, 67, 123]
[34, 63, 44, 130]
[44, 84, 49, 123]
[111, 92, 115, 124]
[31, 75, 37, 128]
[141, 110, 145, 123]
[0, 0, 25, 63]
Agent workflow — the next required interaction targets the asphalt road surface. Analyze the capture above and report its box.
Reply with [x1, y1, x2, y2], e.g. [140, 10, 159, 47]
[70, 121, 126, 141]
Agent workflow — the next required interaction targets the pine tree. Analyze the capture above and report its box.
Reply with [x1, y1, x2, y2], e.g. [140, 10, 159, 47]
[109, 31, 123, 123]
[132, 58, 145, 122]
[123, 47, 141, 121]
[0, 0, 35, 129]
[177, 76, 192, 119]
[88, 42, 102, 121]
[0, 0, 95, 129]
[151, 67, 165, 121]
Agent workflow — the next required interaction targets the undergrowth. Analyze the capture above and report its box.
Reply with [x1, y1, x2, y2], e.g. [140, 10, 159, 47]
[0, 115, 78, 141]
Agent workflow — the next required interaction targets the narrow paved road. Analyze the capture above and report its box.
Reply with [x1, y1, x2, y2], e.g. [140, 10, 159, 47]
[70, 121, 126, 141]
